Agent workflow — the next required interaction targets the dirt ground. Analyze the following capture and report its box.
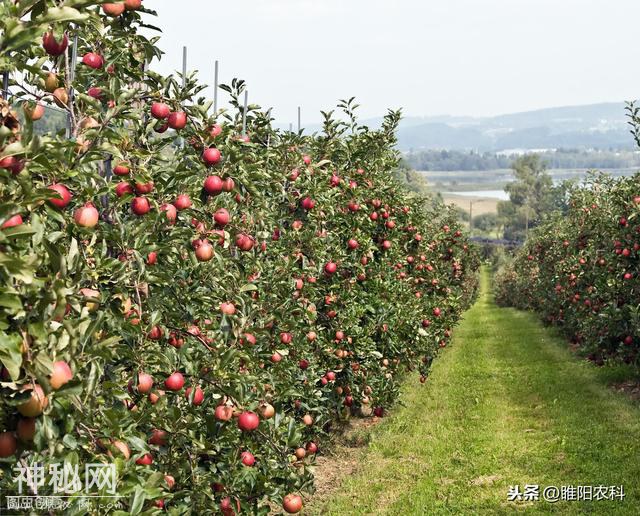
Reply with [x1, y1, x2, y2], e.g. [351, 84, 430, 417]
[441, 194, 499, 216]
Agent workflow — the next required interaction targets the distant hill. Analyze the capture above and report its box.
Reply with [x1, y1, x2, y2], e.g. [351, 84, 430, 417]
[280, 102, 635, 152]
[394, 102, 632, 152]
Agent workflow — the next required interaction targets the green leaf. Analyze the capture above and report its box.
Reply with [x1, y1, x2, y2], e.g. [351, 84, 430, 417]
[0, 332, 23, 380]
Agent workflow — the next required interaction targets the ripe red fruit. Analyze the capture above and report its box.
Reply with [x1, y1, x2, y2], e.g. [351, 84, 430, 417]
[135, 181, 154, 194]
[131, 197, 150, 216]
[215, 405, 234, 421]
[148, 428, 167, 446]
[209, 124, 223, 137]
[204, 175, 223, 195]
[280, 332, 292, 344]
[164, 372, 185, 391]
[325, 371, 336, 381]
[303, 155, 312, 165]
[214, 208, 230, 227]
[373, 407, 384, 417]
[150, 102, 170, 119]
[115, 182, 133, 197]
[306, 442, 318, 454]
[42, 31, 68, 56]
[347, 239, 359, 250]
[136, 453, 153, 466]
[48, 183, 72, 209]
[324, 261, 337, 275]
[624, 335, 634, 345]
[203, 148, 222, 166]
[422, 319, 431, 328]
[74, 203, 99, 228]
[113, 163, 129, 176]
[173, 194, 192, 211]
[237, 411, 260, 432]
[299, 359, 309, 370]
[146, 251, 157, 265]
[1, 214, 22, 229]
[160, 203, 177, 223]
[147, 326, 163, 340]
[240, 451, 255, 467]
[222, 177, 235, 192]
[87, 87, 103, 99]
[271, 352, 283, 363]
[50, 361, 73, 390]
[433, 307, 442, 317]
[283, 494, 303, 514]
[381, 240, 392, 250]
[16, 418, 36, 442]
[220, 302, 236, 315]
[301, 197, 315, 210]
[0, 432, 17, 458]
[236, 233, 255, 251]
[347, 200, 360, 212]
[168, 111, 187, 130]
[124, 0, 142, 10]
[185, 386, 205, 405]
[102, 3, 126, 16]
[195, 240, 214, 262]
[136, 373, 154, 393]
[82, 52, 104, 69]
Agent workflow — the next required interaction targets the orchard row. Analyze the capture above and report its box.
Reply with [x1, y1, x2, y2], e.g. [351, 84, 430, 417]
[0, 1, 479, 513]
[495, 173, 640, 365]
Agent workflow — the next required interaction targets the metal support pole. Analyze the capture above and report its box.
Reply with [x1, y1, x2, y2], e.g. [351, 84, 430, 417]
[182, 46, 187, 87]
[213, 60, 219, 115]
[67, 33, 78, 138]
[2, 72, 8, 100]
[242, 90, 248, 136]
[297, 106, 301, 133]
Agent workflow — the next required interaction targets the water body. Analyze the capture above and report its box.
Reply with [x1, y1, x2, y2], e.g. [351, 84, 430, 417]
[442, 190, 510, 200]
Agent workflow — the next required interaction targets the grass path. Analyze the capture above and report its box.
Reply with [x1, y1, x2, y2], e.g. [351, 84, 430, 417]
[313, 268, 640, 515]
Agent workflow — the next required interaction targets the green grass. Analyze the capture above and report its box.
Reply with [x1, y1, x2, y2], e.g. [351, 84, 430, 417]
[314, 268, 640, 515]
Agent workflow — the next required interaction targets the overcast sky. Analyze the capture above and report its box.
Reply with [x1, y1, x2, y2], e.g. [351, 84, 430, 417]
[148, 0, 640, 123]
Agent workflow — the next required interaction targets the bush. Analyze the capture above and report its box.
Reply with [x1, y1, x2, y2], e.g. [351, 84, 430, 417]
[0, 2, 479, 513]
[495, 172, 640, 366]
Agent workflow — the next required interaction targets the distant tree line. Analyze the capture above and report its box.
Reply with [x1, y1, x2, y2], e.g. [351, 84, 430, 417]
[405, 148, 640, 171]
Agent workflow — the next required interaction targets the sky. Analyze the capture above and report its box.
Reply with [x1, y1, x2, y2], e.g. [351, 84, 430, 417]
[147, 0, 640, 124]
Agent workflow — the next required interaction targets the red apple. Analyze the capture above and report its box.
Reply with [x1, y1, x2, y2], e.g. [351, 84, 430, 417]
[195, 240, 214, 262]
[215, 405, 234, 421]
[220, 302, 236, 315]
[185, 386, 204, 405]
[164, 372, 185, 391]
[102, 3, 126, 16]
[124, 0, 142, 10]
[241, 451, 255, 467]
[136, 453, 153, 466]
[115, 182, 133, 197]
[146, 251, 157, 265]
[324, 261, 337, 275]
[203, 148, 222, 166]
[113, 163, 129, 176]
[148, 428, 167, 446]
[237, 411, 260, 432]
[236, 233, 255, 251]
[204, 175, 223, 195]
[168, 111, 187, 130]
[347, 239, 359, 250]
[82, 52, 104, 69]
[160, 203, 177, 223]
[214, 208, 230, 227]
[74, 203, 99, 228]
[151, 102, 170, 119]
[131, 197, 150, 216]
[42, 31, 68, 56]
[16, 418, 36, 442]
[173, 194, 191, 211]
[301, 197, 315, 210]
[49, 361, 73, 390]
[0, 432, 17, 458]
[283, 494, 303, 514]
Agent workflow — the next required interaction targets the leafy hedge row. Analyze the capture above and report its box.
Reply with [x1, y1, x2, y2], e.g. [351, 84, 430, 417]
[0, 1, 479, 513]
[495, 173, 640, 365]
